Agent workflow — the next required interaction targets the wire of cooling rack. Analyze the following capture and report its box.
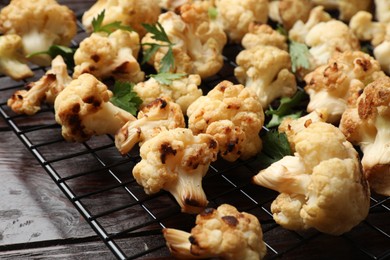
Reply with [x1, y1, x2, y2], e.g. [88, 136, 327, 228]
[1, 4, 390, 260]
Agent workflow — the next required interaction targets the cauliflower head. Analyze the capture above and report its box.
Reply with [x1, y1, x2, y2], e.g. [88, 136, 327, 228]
[235, 45, 297, 109]
[0, 34, 33, 81]
[340, 76, 390, 196]
[268, 0, 313, 31]
[163, 204, 267, 260]
[115, 97, 186, 155]
[141, 3, 227, 79]
[311, 0, 371, 21]
[133, 74, 202, 113]
[375, 0, 390, 23]
[81, 0, 161, 37]
[8, 55, 72, 115]
[73, 29, 144, 83]
[349, 11, 387, 47]
[54, 73, 136, 142]
[187, 80, 264, 162]
[0, 0, 77, 66]
[253, 122, 370, 235]
[133, 128, 218, 213]
[241, 23, 288, 51]
[304, 51, 385, 123]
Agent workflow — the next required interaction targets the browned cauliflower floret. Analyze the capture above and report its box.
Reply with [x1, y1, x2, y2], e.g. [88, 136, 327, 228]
[54, 73, 136, 142]
[0, 34, 33, 81]
[73, 29, 144, 83]
[375, 0, 390, 23]
[268, 0, 313, 31]
[115, 98, 185, 155]
[253, 122, 370, 235]
[133, 128, 218, 214]
[0, 0, 77, 66]
[8, 55, 72, 115]
[141, 3, 227, 79]
[235, 45, 297, 109]
[133, 74, 202, 113]
[187, 80, 264, 162]
[311, 0, 371, 21]
[213, 0, 269, 43]
[81, 0, 161, 37]
[304, 51, 385, 123]
[163, 204, 267, 259]
[241, 23, 288, 51]
[340, 76, 390, 196]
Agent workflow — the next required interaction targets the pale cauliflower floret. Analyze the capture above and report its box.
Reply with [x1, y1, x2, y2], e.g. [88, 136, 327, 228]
[375, 0, 390, 23]
[133, 74, 202, 113]
[115, 97, 185, 155]
[159, 0, 191, 10]
[340, 76, 390, 196]
[73, 29, 144, 83]
[253, 122, 370, 235]
[235, 45, 297, 109]
[187, 80, 264, 162]
[0, 34, 33, 81]
[54, 73, 136, 142]
[213, 0, 269, 43]
[241, 23, 288, 51]
[268, 0, 313, 31]
[311, 0, 371, 21]
[0, 0, 77, 66]
[133, 128, 219, 214]
[163, 204, 267, 260]
[141, 3, 227, 79]
[82, 0, 160, 37]
[8, 55, 71, 115]
[304, 51, 385, 123]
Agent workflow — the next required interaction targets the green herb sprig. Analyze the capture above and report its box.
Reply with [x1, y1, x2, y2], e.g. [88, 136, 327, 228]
[110, 81, 142, 116]
[92, 10, 133, 35]
[26, 45, 76, 68]
[257, 130, 292, 168]
[149, 72, 186, 85]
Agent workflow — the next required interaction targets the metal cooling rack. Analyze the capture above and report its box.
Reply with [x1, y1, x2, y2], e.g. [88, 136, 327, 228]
[1, 3, 390, 260]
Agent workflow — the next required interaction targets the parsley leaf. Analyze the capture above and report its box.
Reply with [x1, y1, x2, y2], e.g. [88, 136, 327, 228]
[141, 22, 175, 73]
[208, 7, 218, 20]
[110, 81, 142, 116]
[92, 10, 133, 35]
[26, 45, 75, 68]
[257, 130, 292, 168]
[289, 40, 311, 73]
[150, 72, 186, 85]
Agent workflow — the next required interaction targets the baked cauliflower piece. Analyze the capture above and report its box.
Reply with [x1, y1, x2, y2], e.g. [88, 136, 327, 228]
[311, 0, 371, 21]
[8, 55, 72, 115]
[253, 122, 370, 235]
[163, 204, 267, 259]
[115, 97, 185, 155]
[268, 0, 313, 31]
[0, 34, 33, 81]
[81, 0, 161, 37]
[133, 74, 202, 114]
[0, 0, 77, 66]
[375, 0, 390, 23]
[187, 80, 264, 162]
[241, 23, 288, 51]
[54, 73, 136, 142]
[133, 128, 219, 214]
[73, 29, 144, 83]
[304, 51, 385, 123]
[235, 45, 297, 109]
[339, 76, 390, 196]
[141, 2, 227, 79]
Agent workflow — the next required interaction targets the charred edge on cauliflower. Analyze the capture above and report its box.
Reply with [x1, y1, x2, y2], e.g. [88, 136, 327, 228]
[160, 142, 177, 164]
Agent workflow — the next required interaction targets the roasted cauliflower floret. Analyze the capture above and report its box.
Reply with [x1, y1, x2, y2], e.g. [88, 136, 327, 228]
[311, 0, 371, 21]
[163, 204, 267, 260]
[141, 3, 227, 79]
[187, 80, 264, 162]
[73, 29, 144, 83]
[133, 74, 202, 113]
[8, 55, 72, 115]
[340, 76, 390, 196]
[54, 73, 136, 142]
[235, 45, 297, 109]
[375, 0, 390, 23]
[213, 0, 269, 43]
[0, 34, 33, 81]
[115, 98, 185, 155]
[0, 0, 77, 66]
[268, 0, 313, 31]
[133, 128, 218, 214]
[81, 0, 161, 37]
[241, 23, 288, 51]
[253, 122, 370, 235]
[304, 51, 385, 123]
